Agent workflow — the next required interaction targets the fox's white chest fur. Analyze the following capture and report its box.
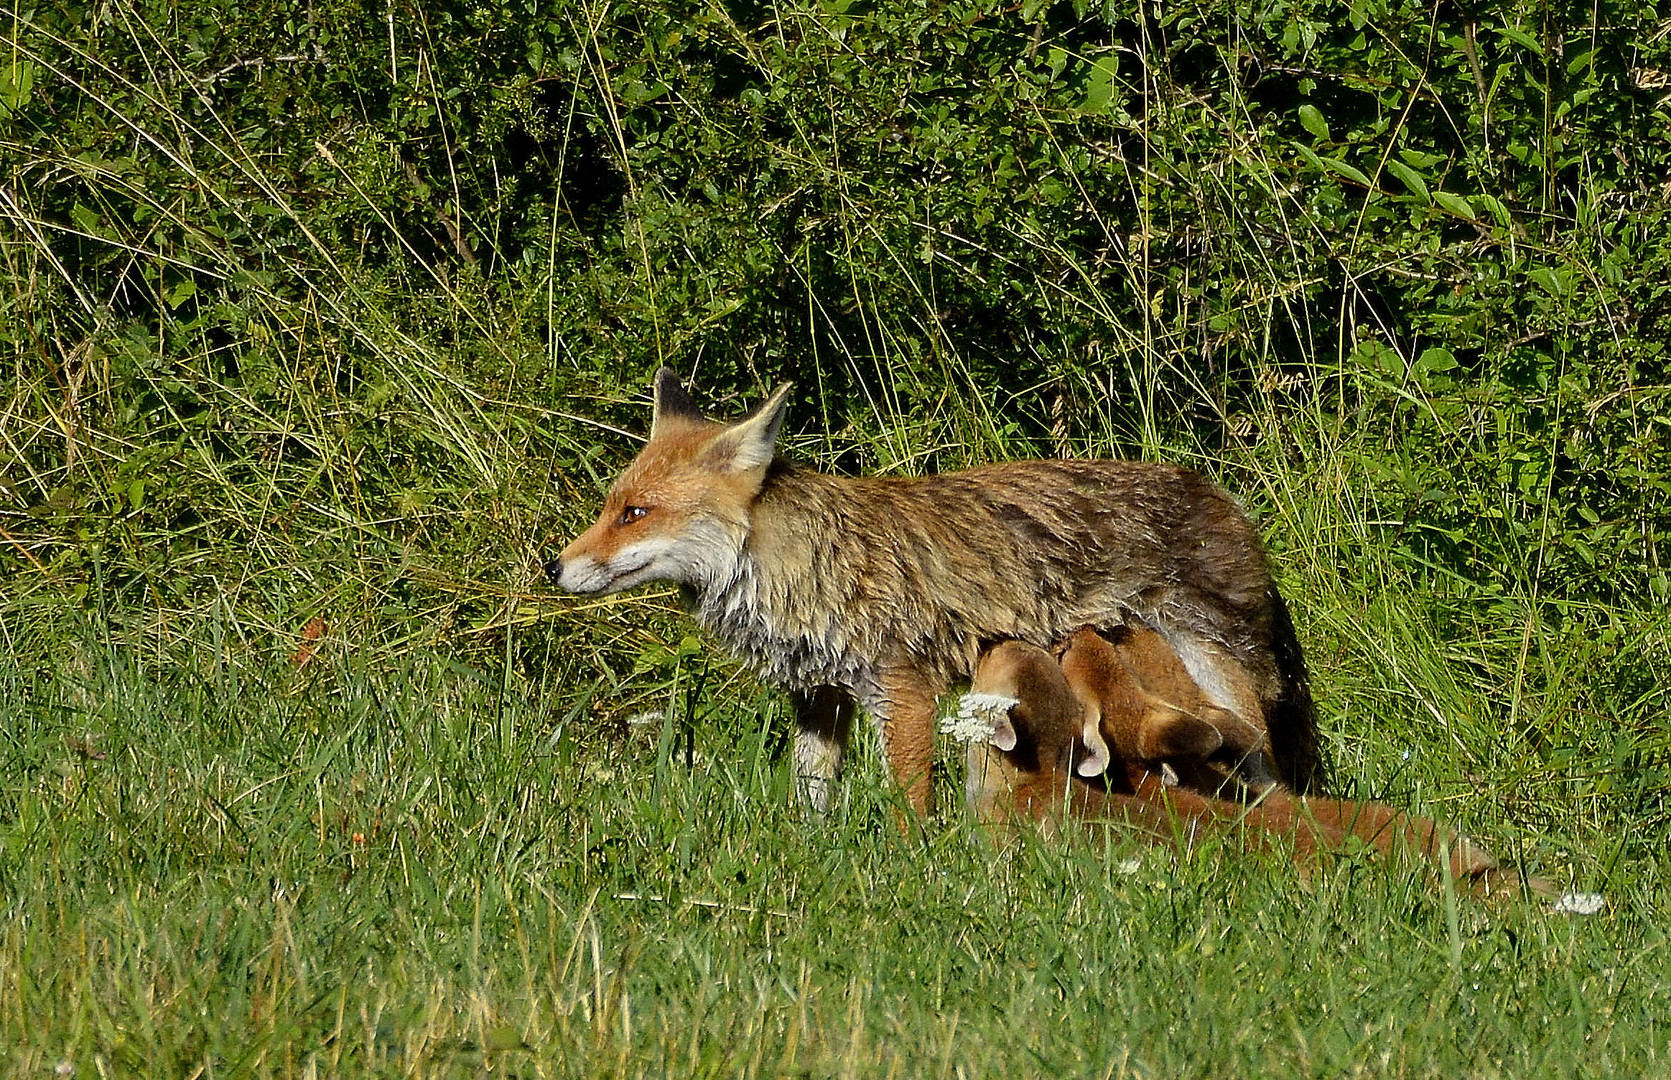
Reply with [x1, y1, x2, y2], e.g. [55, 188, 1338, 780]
[687, 553, 889, 715]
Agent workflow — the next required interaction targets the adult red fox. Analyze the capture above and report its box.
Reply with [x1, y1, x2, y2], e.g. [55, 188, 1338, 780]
[549, 369, 1320, 815]
[960, 635, 1511, 888]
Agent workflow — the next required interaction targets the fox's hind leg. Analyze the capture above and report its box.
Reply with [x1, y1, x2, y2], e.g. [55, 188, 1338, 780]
[792, 686, 855, 814]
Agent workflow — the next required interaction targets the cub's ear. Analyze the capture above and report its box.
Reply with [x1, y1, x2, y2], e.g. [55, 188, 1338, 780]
[1198, 705, 1267, 761]
[704, 380, 792, 475]
[1075, 711, 1112, 777]
[990, 707, 1019, 753]
[651, 367, 707, 438]
[1136, 707, 1223, 762]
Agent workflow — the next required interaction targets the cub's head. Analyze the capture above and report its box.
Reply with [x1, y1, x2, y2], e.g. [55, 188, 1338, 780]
[957, 640, 1090, 826]
[548, 369, 791, 595]
[967, 640, 1087, 767]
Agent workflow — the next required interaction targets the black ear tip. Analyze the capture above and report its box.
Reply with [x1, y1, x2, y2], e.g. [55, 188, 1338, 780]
[651, 368, 705, 423]
[543, 559, 564, 586]
[652, 368, 682, 399]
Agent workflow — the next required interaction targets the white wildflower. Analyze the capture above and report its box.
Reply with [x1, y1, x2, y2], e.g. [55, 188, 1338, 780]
[1551, 892, 1606, 916]
[940, 693, 1018, 744]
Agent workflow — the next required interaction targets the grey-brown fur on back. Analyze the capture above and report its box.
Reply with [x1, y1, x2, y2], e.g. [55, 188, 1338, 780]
[691, 457, 1320, 791]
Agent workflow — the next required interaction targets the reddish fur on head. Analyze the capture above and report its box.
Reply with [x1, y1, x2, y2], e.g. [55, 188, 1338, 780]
[554, 372, 791, 596]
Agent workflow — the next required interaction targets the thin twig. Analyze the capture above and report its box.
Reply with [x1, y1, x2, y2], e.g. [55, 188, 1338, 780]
[196, 50, 327, 85]
[398, 151, 478, 269]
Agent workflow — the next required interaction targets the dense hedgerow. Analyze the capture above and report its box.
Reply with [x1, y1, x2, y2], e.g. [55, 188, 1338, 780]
[6, 0, 1670, 605]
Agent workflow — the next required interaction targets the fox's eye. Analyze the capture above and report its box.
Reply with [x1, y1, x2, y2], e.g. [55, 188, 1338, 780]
[617, 505, 650, 527]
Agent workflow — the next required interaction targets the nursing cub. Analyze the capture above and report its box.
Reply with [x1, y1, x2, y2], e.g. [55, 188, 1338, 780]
[960, 626, 1509, 887]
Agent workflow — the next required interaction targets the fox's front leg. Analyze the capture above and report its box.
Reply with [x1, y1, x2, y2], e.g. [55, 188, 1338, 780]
[792, 686, 855, 815]
[877, 671, 945, 816]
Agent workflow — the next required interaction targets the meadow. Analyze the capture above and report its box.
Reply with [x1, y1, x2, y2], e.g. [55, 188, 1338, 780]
[3, 0, 1670, 1074]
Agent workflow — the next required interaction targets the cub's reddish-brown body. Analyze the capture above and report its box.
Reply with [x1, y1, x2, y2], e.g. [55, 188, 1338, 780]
[965, 633, 1504, 886]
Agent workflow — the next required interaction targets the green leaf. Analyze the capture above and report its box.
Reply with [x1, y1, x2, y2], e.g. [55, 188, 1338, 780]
[1433, 191, 1475, 219]
[0, 60, 34, 116]
[165, 278, 197, 310]
[1079, 55, 1119, 112]
[1398, 148, 1445, 170]
[1384, 159, 1430, 202]
[622, 81, 668, 104]
[1321, 156, 1374, 189]
[1046, 46, 1069, 82]
[1529, 268, 1569, 296]
[1351, 339, 1402, 378]
[1475, 193, 1511, 228]
[1297, 104, 1330, 141]
[70, 203, 102, 234]
[1415, 347, 1457, 374]
[1495, 24, 1543, 56]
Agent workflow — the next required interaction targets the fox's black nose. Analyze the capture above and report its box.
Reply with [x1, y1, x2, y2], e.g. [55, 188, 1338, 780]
[543, 559, 565, 587]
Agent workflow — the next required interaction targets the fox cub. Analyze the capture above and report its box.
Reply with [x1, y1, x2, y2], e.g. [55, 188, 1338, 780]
[550, 369, 1319, 815]
[1061, 625, 1272, 795]
[961, 630, 1508, 887]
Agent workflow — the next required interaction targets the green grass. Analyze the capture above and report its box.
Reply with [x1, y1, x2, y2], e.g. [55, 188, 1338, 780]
[2, 597, 1667, 1078]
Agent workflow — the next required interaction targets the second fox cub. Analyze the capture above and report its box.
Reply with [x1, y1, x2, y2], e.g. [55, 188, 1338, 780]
[1061, 625, 1272, 794]
[551, 370, 1319, 814]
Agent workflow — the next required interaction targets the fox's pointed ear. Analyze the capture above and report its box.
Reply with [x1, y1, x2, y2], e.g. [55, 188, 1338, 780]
[704, 380, 792, 475]
[1137, 707, 1223, 762]
[1199, 705, 1267, 761]
[650, 367, 706, 438]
